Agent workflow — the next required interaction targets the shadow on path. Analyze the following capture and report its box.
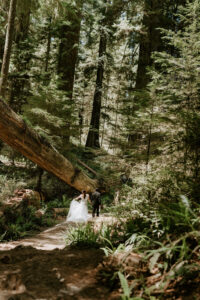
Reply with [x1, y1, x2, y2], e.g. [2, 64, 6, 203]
[0, 215, 119, 300]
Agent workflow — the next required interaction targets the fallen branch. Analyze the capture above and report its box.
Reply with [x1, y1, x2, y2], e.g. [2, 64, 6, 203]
[77, 159, 98, 177]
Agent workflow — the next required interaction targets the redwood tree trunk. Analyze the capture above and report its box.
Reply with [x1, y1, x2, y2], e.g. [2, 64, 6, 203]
[0, 0, 17, 97]
[0, 97, 97, 192]
[57, 1, 82, 143]
[86, 0, 126, 148]
[135, 0, 163, 90]
[86, 29, 107, 148]
[0, 0, 10, 69]
[9, 0, 31, 112]
[128, 0, 163, 143]
[133, 0, 186, 95]
[57, 1, 82, 98]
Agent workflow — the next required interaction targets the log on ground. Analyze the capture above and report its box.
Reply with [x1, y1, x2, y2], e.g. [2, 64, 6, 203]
[0, 97, 97, 192]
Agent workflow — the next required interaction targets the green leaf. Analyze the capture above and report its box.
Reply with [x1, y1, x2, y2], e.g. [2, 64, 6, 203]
[118, 271, 131, 298]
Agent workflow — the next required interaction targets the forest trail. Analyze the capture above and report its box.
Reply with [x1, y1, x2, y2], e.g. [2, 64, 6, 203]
[0, 215, 119, 300]
[0, 215, 116, 251]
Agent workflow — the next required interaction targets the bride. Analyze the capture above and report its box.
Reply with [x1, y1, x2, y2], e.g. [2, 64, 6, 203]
[66, 190, 90, 223]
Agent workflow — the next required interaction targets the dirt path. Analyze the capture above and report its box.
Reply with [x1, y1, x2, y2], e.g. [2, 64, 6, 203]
[0, 222, 69, 251]
[0, 215, 119, 300]
[0, 215, 116, 251]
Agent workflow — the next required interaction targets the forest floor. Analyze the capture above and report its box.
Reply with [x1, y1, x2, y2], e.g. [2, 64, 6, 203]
[0, 215, 120, 300]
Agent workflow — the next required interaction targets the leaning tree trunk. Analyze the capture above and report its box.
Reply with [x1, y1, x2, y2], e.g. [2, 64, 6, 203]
[0, 97, 98, 192]
[0, 0, 17, 97]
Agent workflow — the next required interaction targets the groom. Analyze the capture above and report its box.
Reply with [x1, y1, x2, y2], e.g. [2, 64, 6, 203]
[91, 188, 101, 217]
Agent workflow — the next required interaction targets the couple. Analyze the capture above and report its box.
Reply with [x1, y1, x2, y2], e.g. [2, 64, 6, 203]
[66, 189, 101, 223]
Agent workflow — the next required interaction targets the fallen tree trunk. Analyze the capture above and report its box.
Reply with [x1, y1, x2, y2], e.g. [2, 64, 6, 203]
[0, 97, 98, 192]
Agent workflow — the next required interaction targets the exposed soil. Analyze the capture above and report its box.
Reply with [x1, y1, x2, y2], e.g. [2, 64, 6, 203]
[0, 216, 120, 300]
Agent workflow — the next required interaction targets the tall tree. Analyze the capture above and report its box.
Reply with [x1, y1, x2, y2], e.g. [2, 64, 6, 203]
[86, 0, 127, 148]
[135, 0, 186, 91]
[149, 0, 200, 185]
[127, 0, 186, 143]
[0, 0, 10, 69]
[57, 0, 82, 98]
[85, 18, 107, 148]
[135, 0, 162, 90]
[0, 0, 17, 97]
[9, 0, 33, 112]
[56, 0, 83, 143]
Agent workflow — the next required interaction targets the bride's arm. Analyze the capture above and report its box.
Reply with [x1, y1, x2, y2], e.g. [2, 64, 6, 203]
[74, 194, 81, 200]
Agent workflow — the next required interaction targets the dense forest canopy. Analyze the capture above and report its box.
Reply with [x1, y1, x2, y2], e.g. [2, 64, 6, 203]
[0, 0, 200, 299]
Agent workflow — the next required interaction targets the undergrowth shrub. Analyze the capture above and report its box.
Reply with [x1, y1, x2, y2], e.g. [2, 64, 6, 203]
[0, 175, 26, 203]
[158, 195, 200, 234]
[47, 195, 71, 209]
[87, 175, 200, 300]
[66, 224, 100, 248]
[0, 205, 55, 241]
[117, 196, 199, 298]
[65, 222, 126, 249]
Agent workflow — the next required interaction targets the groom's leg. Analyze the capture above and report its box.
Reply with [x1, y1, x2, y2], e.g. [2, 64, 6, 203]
[92, 205, 95, 217]
[96, 205, 99, 217]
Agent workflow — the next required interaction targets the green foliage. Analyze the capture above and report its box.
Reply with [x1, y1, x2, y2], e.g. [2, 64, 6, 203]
[47, 195, 71, 209]
[158, 195, 200, 234]
[147, 0, 200, 190]
[23, 77, 78, 151]
[66, 223, 101, 248]
[4, 224, 24, 240]
[141, 230, 200, 296]
[116, 194, 199, 297]
[118, 271, 139, 300]
[101, 241, 125, 257]
[0, 175, 26, 204]
[101, 192, 114, 206]
[0, 205, 55, 241]
[65, 222, 127, 249]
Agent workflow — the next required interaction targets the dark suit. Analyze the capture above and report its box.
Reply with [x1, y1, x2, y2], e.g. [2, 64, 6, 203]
[91, 191, 101, 217]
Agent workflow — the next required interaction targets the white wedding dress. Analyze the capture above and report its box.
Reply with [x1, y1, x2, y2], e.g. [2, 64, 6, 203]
[66, 194, 89, 223]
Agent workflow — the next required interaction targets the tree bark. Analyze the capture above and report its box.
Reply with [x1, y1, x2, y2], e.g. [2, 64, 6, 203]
[0, 97, 98, 192]
[0, 0, 17, 97]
